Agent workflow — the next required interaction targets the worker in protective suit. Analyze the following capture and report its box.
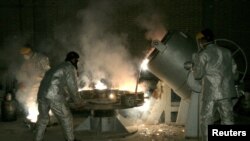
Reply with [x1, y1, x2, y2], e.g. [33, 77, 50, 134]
[17, 45, 50, 86]
[16, 44, 50, 122]
[34, 51, 82, 141]
[191, 29, 238, 141]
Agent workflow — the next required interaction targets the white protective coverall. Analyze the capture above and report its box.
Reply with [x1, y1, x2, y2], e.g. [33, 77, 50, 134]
[17, 52, 50, 87]
[192, 43, 238, 141]
[16, 52, 50, 118]
[35, 61, 81, 141]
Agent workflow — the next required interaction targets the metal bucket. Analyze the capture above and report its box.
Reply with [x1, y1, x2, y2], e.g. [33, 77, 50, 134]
[147, 31, 197, 99]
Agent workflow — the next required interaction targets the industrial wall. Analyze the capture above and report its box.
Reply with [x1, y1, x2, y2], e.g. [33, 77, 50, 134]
[0, 0, 249, 80]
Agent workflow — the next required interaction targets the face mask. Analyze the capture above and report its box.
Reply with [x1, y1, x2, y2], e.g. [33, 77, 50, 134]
[196, 38, 209, 52]
[24, 54, 31, 60]
[199, 42, 206, 50]
[70, 58, 79, 69]
[196, 39, 204, 52]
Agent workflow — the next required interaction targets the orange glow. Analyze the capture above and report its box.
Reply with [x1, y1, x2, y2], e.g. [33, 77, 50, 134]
[95, 80, 108, 90]
[78, 79, 146, 93]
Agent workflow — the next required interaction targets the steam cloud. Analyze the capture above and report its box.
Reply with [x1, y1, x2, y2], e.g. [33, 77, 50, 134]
[0, 0, 168, 118]
[76, 1, 138, 90]
[74, 0, 167, 90]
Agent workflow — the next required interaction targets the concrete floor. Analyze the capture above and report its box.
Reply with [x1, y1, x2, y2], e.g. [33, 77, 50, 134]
[0, 112, 250, 141]
[0, 114, 184, 141]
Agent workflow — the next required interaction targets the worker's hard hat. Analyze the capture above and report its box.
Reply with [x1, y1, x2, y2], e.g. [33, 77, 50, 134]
[196, 28, 214, 42]
[196, 32, 205, 40]
[20, 47, 32, 55]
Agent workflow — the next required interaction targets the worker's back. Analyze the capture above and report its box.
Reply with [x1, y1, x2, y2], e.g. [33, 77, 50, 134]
[37, 61, 78, 102]
[198, 44, 237, 101]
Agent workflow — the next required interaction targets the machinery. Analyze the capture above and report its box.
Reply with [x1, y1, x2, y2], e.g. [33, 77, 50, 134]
[147, 31, 197, 99]
[146, 31, 199, 138]
[145, 30, 248, 138]
[71, 89, 144, 138]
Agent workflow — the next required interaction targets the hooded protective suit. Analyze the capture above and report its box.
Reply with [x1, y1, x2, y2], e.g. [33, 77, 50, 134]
[192, 43, 238, 141]
[17, 52, 50, 85]
[16, 51, 50, 121]
[35, 61, 81, 141]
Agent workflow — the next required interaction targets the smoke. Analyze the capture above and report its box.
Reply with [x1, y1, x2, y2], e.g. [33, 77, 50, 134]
[136, 13, 167, 41]
[74, 1, 136, 90]
[74, 0, 168, 91]
[0, 0, 168, 120]
[0, 34, 31, 93]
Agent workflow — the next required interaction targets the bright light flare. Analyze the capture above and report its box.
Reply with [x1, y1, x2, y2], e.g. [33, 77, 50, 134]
[158, 129, 163, 132]
[26, 103, 54, 123]
[26, 104, 39, 123]
[108, 93, 116, 100]
[141, 59, 149, 71]
[95, 80, 107, 90]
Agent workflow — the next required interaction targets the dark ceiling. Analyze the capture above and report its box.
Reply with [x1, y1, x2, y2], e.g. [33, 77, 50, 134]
[0, 0, 249, 80]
